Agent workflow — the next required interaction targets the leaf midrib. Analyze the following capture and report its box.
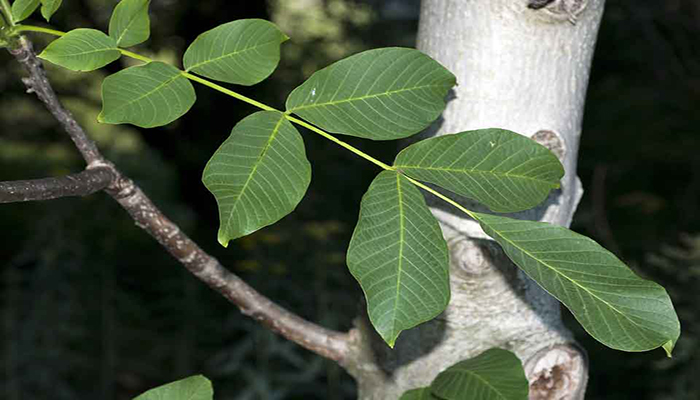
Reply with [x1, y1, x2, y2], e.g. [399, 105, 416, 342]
[224, 114, 285, 234]
[289, 82, 451, 113]
[106, 68, 182, 117]
[447, 368, 509, 400]
[483, 219, 654, 341]
[398, 165, 558, 186]
[115, 1, 149, 46]
[391, 172, 405, 343]
[186, 38, 279, 72]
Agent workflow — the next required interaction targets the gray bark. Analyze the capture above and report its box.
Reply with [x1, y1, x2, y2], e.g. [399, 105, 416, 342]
[346, 1, 604, 398]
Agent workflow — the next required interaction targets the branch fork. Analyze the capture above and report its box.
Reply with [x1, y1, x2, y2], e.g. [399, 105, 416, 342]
[2, 35, 354, 365]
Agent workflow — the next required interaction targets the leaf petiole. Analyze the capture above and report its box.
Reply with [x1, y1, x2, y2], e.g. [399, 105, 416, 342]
[14, 23, 64, 36]
[0, 0, 13, 25]
[14, 24, 395, 174]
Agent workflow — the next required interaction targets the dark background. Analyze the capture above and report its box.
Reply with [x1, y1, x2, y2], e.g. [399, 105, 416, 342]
[1, 1, 698, 399]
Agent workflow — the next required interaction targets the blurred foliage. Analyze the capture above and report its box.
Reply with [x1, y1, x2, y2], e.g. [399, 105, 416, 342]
[1, 0, 699, 399]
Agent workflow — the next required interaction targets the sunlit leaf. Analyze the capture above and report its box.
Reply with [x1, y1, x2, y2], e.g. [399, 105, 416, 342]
[39, 0, 62, 21]
[133, 375, 213, 400]
[202, 111, 311, 247]
[394, 129, 564, 213]
[286, 47, 455, 140]
[476, 213, 681, 356]
[108, 0, 150, 47]
[183, 19, 288, 85]
[98, 61, 195, 128]
[38, 29, 121, 71]
[11, 0, 39, 23]
[430, 349, 528, 400]
[347, 170, 450, 347]
[400, 387, 438, 400]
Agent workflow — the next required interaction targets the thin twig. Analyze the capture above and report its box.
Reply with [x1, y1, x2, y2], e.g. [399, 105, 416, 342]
[0, 167, 114, 203]
[6, 36, 352, 364]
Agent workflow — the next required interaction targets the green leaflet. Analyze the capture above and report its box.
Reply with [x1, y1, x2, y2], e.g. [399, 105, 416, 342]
[347, 170, 450, 347]
[183, 19, 288, 85]
[11, 0, 40, 23]
[108, 0, 150, 47]
[286, 47, 456, 140]
[134, 375, 212, 400]
[399, 388, 438, 400]
[394, 129, 564, 213]
[202, 111, 311, 247]
[476, 212, 681, 356]
[38, 28, 121, 72]
[39, 0, 62, 21]
[431, 349, 529, 400]
[98, 61, 195, 128]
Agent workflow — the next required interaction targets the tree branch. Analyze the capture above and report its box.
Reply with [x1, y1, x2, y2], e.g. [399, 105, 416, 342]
[9, 37, 103, 166]
[0, 167, 114, 203]
[6, 35, 353, 364]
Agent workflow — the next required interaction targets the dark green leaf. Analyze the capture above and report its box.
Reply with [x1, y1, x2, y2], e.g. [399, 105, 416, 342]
[98, 61, 196, 128]
[11, 0, 40, 23]
[39, 0, 62, 21]
[286, 47, 455, 140]
[202, 111, 311, 247]
[476, 213, 681, 356]
[133, 375, 213, 400]
[347, 170, 450, 347]
[38, 28, 121, 72]
[430, 349, 528, 400]
[108, 0, 150, 47]
[394, 129, 564, 213]
[183, 19, 288, 85]
[400, 387, 438, 400]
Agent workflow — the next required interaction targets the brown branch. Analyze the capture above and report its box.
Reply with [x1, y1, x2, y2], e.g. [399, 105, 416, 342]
[6, 35, 353, 364]
[8, 37, 102, 165]
[0, 167, 114, 203]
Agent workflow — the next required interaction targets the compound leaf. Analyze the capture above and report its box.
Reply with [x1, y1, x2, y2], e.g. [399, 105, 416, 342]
[133, 375, 212, 400]
[286, 47, 455, 140]
[347, 170, 450, 347]
[430, 349, 528, 400]
[38, 28, 121, 71]
[11, 0, 40, 23]
[476, 213, 681, 356]
[394, 129, 564, 213]
[108, 0, 150, 47]
[183, 19, 288, 85]
[98, 61, 195, 128]
[39, 0, 62, 21]
[202, 111, 311, 247]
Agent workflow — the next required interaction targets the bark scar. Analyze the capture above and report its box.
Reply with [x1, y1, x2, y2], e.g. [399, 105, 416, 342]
[527, 0, 588, 24]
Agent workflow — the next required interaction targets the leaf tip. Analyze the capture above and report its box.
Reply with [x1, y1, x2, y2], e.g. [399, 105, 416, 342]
[217, 231, 230, 248]
[662, 339, 676, 358]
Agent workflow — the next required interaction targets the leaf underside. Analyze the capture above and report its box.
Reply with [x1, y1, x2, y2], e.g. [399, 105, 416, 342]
[395, 128, 564, 213]
[347, 170, 450, 347]
[202, 111, 311, 247]
[99, 61, 196, 128]
[40, 0, 62, 21]
[431, 349, 529, 400]
[11, 0, 40, 23]
[133, 375, 213, 400]
[286, 47, 456, 140]
[476, 212, 680, 356]
[183, 19, 288, 85]
[109, 0, 151, 47]
[38, 28, 121, 72]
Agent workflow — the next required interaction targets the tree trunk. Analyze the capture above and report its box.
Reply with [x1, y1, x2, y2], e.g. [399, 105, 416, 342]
[345, 1, 604, 398]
